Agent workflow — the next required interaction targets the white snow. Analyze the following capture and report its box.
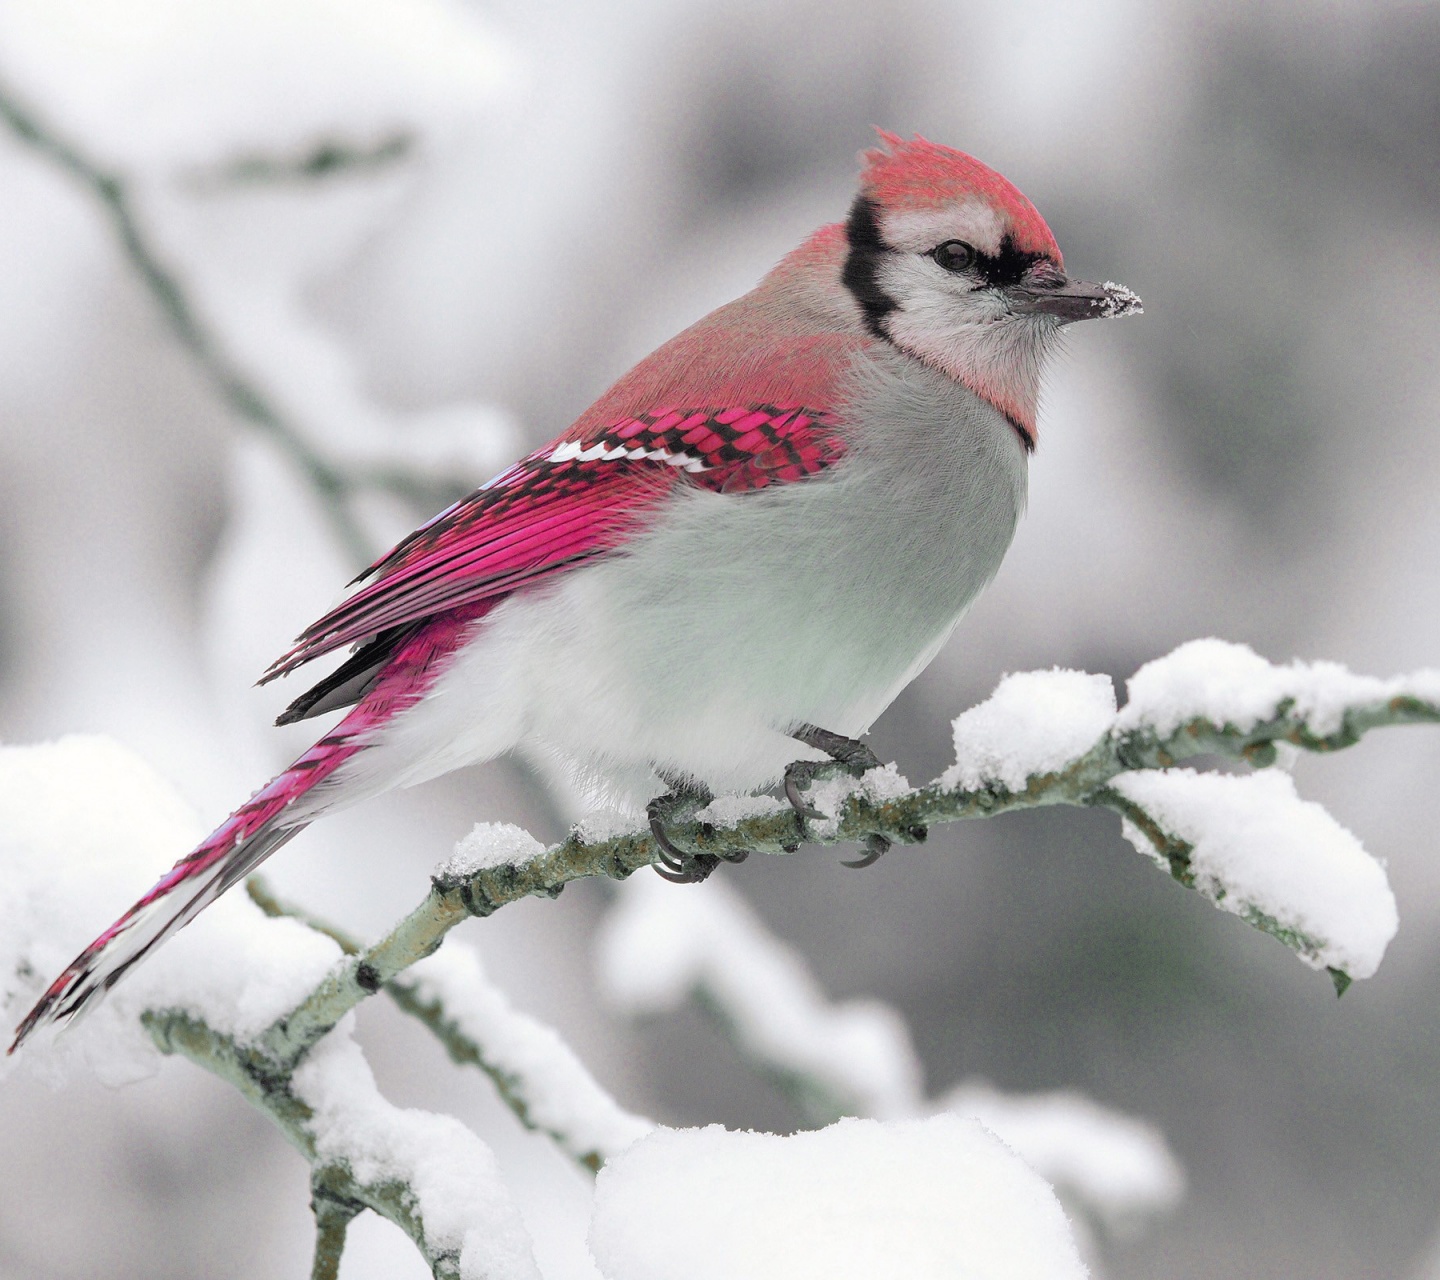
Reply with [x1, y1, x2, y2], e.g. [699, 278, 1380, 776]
[694, 793, 789, 825]
[406, 941, 653, 1163]
[1116, 638, 1405, 738]
[294, 1030, 541, 1280]
[940, 1083, 1184, 1231]
[597, 874, 922, 1119]
[805, 762, 913, 840]
[587, 1115, 1087, 1280]
[943, 669, 1117, 792]
[0, 735, 342, 1085]
[439, 822, 548, 880]
[1404, 669, 1440, 703]
[1111, 767, 1397, 978]
[575, 807, 648, 844]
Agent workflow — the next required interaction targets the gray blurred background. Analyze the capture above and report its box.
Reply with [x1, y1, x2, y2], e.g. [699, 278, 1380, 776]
[2, 0, 1440, 1276]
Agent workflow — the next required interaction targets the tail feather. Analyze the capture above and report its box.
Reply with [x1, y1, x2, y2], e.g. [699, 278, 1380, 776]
[9, 601, 493, 1055]
[8, 739, 358, 1053]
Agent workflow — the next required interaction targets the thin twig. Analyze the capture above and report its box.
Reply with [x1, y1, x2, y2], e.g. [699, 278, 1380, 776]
[309, 1173, 362, 1280]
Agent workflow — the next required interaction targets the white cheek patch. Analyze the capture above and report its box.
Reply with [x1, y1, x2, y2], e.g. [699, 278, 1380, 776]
[880, 200, 1005, 256]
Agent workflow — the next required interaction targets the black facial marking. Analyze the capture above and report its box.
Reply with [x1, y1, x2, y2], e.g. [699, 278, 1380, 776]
[842, 195, 897, 340]
[973, 235, 1046, 289]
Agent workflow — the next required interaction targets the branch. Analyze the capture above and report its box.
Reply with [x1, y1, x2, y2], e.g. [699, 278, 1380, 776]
[144, 1005, 546, 1279]
[309, 1174, 361, 1280]
[0, 80, 387, 562]
[247, 877, 653, 1173]
[0, 80, 493, 566]
[194, 133, 415, 188]
[142, 1010, 482, 1279]
[253, 645, 1439, 1064]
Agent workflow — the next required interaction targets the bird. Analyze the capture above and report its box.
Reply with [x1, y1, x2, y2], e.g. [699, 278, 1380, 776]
[11, 131, 1140, 1051]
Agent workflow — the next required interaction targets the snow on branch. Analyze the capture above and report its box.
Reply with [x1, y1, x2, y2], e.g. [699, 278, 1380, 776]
[247, 876, 654, 1173]
[597, 872, 923, 1125]
[939, 1083, 1185, 1235]
[0, 6, 517, 564]
[146, 1010, 541, 1280]
[253, 640, 1432, 1070]
[0, 79, 362, 560]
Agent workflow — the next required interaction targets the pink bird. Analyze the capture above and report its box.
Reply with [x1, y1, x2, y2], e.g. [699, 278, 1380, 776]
[12, 132, 1140, 1051]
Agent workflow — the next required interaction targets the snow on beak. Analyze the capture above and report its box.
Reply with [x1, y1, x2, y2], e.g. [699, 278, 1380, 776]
[1007, 276, 1143, 324]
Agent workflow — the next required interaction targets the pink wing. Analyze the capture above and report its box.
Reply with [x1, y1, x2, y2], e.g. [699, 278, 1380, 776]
[263, 404, 845, 681]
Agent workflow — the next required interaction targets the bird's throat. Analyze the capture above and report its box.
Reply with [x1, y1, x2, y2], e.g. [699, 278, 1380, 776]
[886, 317, 1050, 450]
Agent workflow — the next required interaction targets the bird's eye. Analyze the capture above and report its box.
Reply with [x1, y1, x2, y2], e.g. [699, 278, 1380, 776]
[931, 240, 976, 273]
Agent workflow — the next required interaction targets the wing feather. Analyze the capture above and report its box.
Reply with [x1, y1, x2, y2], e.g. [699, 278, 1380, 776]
[262, 404, 844, 682]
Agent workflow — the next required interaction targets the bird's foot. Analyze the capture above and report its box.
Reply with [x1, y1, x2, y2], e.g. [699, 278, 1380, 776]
[783, 725, 885, 816]
[784, 725, 898, 869]
[647, 783, 748, 883]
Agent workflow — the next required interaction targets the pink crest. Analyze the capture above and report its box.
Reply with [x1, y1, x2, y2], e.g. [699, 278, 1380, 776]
[860, 130, 1060, 262]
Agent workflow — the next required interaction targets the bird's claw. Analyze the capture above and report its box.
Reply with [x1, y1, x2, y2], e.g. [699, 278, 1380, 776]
[647, 785, 744, 883]
[841, 833, 892, 869]
[782, 770, 829, 821]
[785, 725, 891, 867]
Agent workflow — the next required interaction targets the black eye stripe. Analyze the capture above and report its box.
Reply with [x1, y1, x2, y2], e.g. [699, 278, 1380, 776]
[971, 237, 1046, 288]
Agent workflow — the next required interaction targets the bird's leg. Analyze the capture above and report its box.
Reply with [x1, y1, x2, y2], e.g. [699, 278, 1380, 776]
[783, 724, 884, 806]
[784, 724, 902, 869]
[647, 776, 728, 884]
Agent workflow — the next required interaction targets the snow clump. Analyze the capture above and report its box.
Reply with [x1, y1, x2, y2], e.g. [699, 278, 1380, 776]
[588, 1114, 1087, 1280]
[1112, 767, 1397, 979]
[438, 821, 547, 880]
[944, 668, 1116, 792]
[1117, 638, 1405, 739]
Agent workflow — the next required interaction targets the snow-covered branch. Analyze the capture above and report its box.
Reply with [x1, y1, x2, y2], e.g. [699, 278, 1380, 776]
[0, 80, 368, 559]
[247, 877, 653, 1173]
[255, 641, 1432, 1072]
[0, 50, 515, 565]
[144, 1009, 541, 1280]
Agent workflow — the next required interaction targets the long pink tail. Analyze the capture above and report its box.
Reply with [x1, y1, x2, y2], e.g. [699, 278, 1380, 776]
[9, 609, 485, 1054]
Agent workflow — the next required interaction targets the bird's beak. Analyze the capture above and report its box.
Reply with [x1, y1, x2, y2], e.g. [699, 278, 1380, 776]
[1007, 277, 1143, 324]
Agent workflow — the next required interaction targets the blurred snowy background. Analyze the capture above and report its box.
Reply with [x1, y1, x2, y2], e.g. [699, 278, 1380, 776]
[2, 0, 1439, 1276]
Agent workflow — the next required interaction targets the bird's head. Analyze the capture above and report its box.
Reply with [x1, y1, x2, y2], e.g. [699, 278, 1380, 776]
[843, 131, 1140, 447]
